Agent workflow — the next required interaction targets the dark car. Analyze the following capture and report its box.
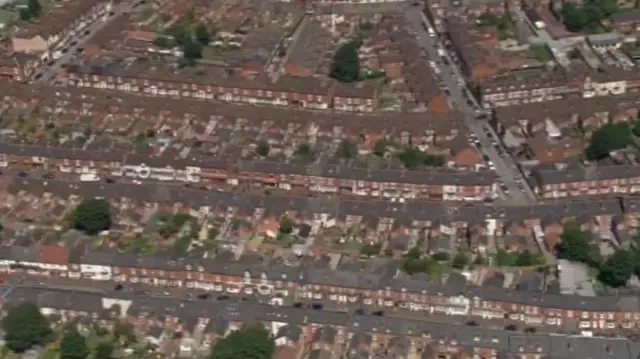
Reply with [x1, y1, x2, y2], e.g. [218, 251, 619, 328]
[293, 302, 304, 308]
[196, 293, 210, 300]
[17, 171, 28, 178]
[311, 303, 323, 310]
[114, 284, 123, 291]
[217, 295, 230, 300]
[372, 310, 384, 316]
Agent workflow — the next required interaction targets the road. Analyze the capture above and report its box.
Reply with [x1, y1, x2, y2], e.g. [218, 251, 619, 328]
[33, 0, 144, 84]
[5, 275, 569, 334]
[403, 7, 537, 205]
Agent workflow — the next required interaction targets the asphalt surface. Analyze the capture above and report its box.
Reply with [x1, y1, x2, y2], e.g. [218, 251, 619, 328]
[6, 275, 567, 333]
[33, 0, 143, 84]
[403, 7, 537, 205]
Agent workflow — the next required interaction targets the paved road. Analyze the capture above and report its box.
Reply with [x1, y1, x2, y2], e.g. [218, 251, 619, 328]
[403, 7, 537, 205]
[33, 0, 143, 84]
[7, 275, 568, 333]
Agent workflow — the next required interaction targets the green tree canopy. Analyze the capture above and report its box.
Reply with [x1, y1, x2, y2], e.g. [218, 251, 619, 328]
[181, 38, 203, 64]
[337, 139, 358, 159]
[329, 40, 361, 83]
[71, 198, 112, 235]
[372, 139, 387, 157]
[60, 327, 89, 359]
[294, 143, 313, 157]
[556, 222, 600, 266]
[278, 217, 294, 234]
[360, 243, 382, 257]
[515, 249, 535, 266]
[94, 342, 114, 359]
[256, 139, 270, 157]
[153, 36, 172, 48]
[27, 0, 41, 17]
[451, 252, 469, 269]
[2, 302, 52, 353]
[209, 327, 275, 359]
[396, 147, 444, 169]
[195, 23, 211, 45]
[561, 3, 588, 32]
[561, 0, 617, 32]
[598, 249, 635, 287]
[585, 122, 631, 160]
[112, 321, 136, 345]
[166, 21, 191, 45]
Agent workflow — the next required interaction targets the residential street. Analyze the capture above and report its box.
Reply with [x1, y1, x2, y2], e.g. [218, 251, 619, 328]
[34, 0, 143, 84]
[403, 7, 537, 205]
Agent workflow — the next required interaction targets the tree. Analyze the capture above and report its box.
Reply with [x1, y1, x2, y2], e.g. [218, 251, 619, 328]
[372, 139, 387, 157]
[153, 36, 172, 48]
[561, 3, 587, 32]
[402, 257, 437, 275]
[329, 40, 361, 83]
[432, 252, 450, 261]
[19, 8, 32, 21]
[337, 139, 358, 159]
[166, 21, 191, 45]
[113, 321, 136, 346]
[94, 342, 114, 359]
[209, 326, 275, 359]
[181, 38, 203, 65]
[585, 122, 631, 160]
[598, 249, 635, 287]
[516, 250, 535, 266]
[567, 48, 581, 60]
[60, 327, 89, 359]
[451, 252, 469, 269]
[195, 23, 211, 45]
[278, 217, 294, 235]
[173, 235, 192, 252]
[556, 222, 600, 266]
[423, 154, 445, 167]
[255, 139, 270, 157]
[360, 243, 382, 257]
[27, 0, 41, 17]
[70, 199, 112, 235]
[495, 249, 518, 267]
[294, 143, 312, 157]
[397, 147, 425, 170]
[561, 0, 618, 32]
[2, 302, 52, 353]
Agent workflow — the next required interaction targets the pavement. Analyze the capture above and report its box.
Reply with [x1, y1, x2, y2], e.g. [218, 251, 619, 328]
[33, 0, 144, 84]
[402, 6, 537, 206]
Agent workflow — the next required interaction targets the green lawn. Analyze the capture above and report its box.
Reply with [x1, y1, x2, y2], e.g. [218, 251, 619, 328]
[0, 9, 17, 33]
[40, 349, 59, 359]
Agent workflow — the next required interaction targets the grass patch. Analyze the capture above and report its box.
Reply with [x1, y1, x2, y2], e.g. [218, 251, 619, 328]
[531, 44, 553, 62]
[40, 349, 59, 359]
